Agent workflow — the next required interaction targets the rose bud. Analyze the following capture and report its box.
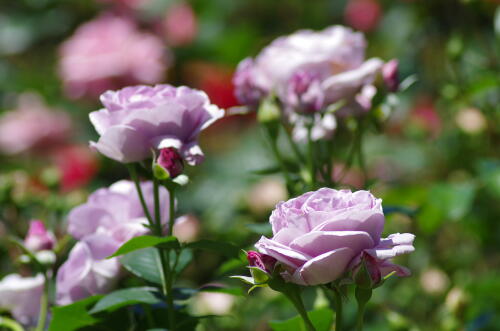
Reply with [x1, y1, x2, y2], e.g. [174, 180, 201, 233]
[24, 220, 56, 252]
[382, 59, 399, 92]
[156, 147, 184, 179]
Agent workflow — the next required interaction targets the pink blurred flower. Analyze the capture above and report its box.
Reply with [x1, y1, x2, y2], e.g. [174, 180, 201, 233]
[59, 14, 170, 99]
[24, 220, 56, 252]
[0, 93, 72, 154]
[173, 214, 200, 242]
[0, 274, 44, 325]
[344, 0, 382, 32]
[52, 145, 98, 192]
[162, 2, 198, 46]
[382, 59, 399, 92]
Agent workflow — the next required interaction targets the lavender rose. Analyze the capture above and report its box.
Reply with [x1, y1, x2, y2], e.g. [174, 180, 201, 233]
[234, 26, 384, 116]
[89, 84, 224, 164]
[255, 188, 414, 286]
[0, 274, 44, 325]
[56, 180, 169, 304]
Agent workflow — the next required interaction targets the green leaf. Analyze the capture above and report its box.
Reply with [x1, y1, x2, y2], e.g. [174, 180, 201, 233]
[0, 316, 24, 331]
[269, 307, 334, 331]
[121, 247, 164, 284]
[89, 287, 160, 314]
[49, 296, 103, 331]
[173, 248, 193, 274]
[108, 235, 180, 258]
[185, 240, 240, 258]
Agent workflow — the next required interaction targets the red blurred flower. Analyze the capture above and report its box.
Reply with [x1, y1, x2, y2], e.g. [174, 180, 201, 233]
[411, 97, 442, 137]
[186, 62, 238, 109]
[344, 0, 382, 32]
[52, 146, 98, 192]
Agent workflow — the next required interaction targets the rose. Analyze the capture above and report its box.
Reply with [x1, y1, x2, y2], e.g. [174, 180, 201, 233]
[56, 235, 121, 305]
[234, 26, 384, 116]
[58, 14, 169, 99]
[24, 220, 56, 252]
[56, 180, 170, 304]
[89, 84, 224, 164]
[0, 93, 71, 155]
[0, 274, 44, 325]
[255, 188, 415, 286]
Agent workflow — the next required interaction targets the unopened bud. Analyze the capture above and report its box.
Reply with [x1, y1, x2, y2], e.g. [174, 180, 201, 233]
[382, 59, 399, 92]
[156, 147, 184, 179]
[24, 220, 56, 252]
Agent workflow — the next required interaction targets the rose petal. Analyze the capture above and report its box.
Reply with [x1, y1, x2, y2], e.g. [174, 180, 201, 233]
[294, 247, 355, 285]
[289, 230, 374, 257]
[90, 125, 150, 163]
[255, 236, 311, 269]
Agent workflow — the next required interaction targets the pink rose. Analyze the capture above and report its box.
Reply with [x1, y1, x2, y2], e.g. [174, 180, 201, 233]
[0, 93, 71, 154]
[24, 220, 56, 252]
[59, 14, 170, 99]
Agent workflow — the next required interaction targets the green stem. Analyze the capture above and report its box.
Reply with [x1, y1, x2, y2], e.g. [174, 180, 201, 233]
[265, 127, 294, 195]
[286, 291, 316, 331]
[153, 177, 176, 331]
[332, 286, 343, 331]
[34, 272, 49, 331]
[306, 124, 316, 190]
[127, 164, 154, 227]
[355, 287, 372, 331]
[356, 119, 368, 183]
[281, 121, 305, 163]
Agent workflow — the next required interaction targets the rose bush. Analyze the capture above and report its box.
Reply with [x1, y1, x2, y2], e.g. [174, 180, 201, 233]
[255, 188, 415, 285]
[89, 84, 224, 164]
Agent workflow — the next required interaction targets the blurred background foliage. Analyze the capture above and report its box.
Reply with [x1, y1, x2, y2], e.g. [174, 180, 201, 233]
[0, 0, 499, 330]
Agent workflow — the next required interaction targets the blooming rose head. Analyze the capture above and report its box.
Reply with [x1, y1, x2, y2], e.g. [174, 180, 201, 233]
[0, 274, 44, 325]
[59, 14, 169, 99]
[0, 93, 72, 155]
[233, 26, 383, 117]
[89, 84, 224, 164]
[255, 188, 414, 286]
[56, 180, 170, 304]
[24, 220, 56, 252]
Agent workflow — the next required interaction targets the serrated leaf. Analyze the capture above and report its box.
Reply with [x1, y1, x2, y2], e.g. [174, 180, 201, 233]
[109, 235, 179, 258]
[89, 287, 160, 314]
[49, 296, 103, 331]
[269, 307, 334, 331]
[185, 240, 240, 258]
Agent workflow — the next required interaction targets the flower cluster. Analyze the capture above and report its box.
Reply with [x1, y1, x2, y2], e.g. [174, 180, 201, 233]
[233, 26, 398, 141]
